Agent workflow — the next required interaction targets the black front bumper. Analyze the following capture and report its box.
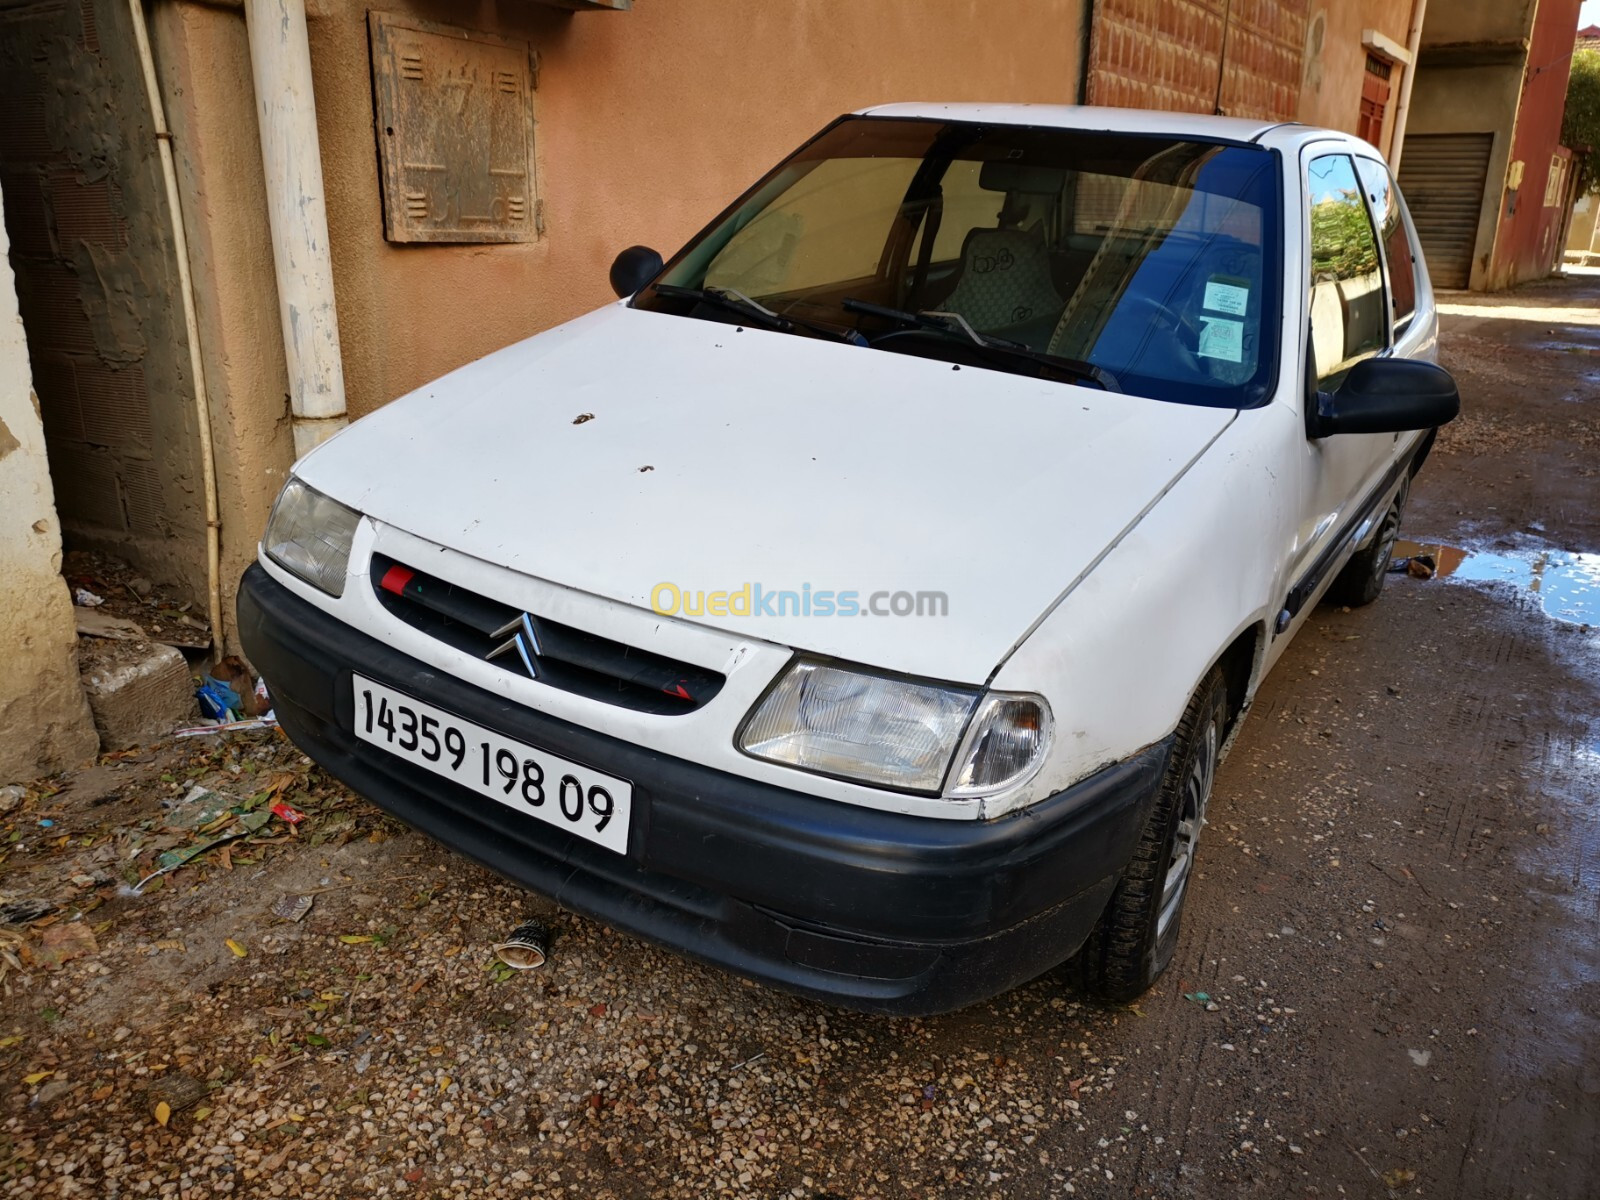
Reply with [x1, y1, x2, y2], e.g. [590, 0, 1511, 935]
[238, 564, 1169, 1015]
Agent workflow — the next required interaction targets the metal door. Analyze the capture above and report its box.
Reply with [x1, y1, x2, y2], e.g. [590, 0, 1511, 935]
[1396, 133, 1493, 289]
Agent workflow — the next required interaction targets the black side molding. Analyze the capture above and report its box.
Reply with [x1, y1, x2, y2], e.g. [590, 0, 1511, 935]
[1276, 440, 1423, 634]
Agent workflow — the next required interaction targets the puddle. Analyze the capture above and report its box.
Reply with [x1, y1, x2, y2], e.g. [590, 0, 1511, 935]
[1393, 538, 1600, 627]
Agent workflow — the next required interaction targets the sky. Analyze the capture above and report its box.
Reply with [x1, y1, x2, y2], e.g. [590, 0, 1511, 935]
[1586, 0, 1599, 29]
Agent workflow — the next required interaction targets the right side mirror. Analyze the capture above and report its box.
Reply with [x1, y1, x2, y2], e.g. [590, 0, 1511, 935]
[609, 245, 664, 299]
[1310, 357, 1460, 438]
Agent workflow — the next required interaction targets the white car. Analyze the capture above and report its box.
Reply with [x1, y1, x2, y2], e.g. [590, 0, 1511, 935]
[241, 105, 1457, 1014]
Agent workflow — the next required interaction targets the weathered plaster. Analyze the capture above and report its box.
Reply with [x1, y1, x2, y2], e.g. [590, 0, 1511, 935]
[306, 0, 1088, 421]
[0, 186, 99, 783]
[152, 0, 296, 652]
[0, 0, 210, 607]
[157, 0, 1085, 653]
[78, 241, 151, 366]
[1300, 0, 1423, 158]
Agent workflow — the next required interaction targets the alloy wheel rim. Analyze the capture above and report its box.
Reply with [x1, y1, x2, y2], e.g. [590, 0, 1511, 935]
[1370, 502, 1402, 583]
[1158, 714, 1219, 940]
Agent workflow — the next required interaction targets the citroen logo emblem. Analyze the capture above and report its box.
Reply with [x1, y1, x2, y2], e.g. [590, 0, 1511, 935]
[487, 612, 543, 678]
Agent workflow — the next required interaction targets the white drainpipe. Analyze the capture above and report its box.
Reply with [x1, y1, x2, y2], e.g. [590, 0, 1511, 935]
[1387, 0, 1429, 173]
[244, 0, 348, 457]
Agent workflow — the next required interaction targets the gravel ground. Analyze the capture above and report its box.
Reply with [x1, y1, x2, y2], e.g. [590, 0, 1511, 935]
[2, 271, 1597, 1199]
[0, 740, 1132, 1198]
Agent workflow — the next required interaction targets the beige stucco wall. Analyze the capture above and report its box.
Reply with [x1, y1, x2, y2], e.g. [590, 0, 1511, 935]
[132, 0, 1575, 663]
[150, 0, 1086, 657]
[152, 1, 296, 652]
[305, 0, 1087, 421]
[1299, 1, 1420, 157]
[0, 184, 99, 784]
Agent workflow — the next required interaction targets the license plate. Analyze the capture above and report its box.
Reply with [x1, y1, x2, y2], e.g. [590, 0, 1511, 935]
[352, 675, 632, 855]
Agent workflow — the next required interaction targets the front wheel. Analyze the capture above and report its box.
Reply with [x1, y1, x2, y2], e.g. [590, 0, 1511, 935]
[1073, 668, 1229, 1002]
[1329, 479, 1408, 608]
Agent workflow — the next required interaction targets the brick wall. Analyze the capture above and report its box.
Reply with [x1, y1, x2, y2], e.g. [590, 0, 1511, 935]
[1087, 0, 1309, 120]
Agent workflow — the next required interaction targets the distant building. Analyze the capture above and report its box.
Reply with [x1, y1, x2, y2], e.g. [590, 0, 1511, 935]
[1400, 0, 1584, 290]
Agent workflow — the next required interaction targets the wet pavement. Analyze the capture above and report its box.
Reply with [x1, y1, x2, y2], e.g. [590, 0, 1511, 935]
[1393, 536, 1600, 627]
[2, 271, 1598, 1198]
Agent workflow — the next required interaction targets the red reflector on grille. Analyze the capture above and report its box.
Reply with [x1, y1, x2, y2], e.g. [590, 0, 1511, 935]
[380, 565, 415, 595]
[664, 681, 692, 700]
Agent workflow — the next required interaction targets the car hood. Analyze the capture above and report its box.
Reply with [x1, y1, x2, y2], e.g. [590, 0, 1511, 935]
[298, 304, 1234, 684]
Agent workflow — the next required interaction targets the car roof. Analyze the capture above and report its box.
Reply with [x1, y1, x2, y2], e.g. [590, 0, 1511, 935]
[854, 102, 1291, 143]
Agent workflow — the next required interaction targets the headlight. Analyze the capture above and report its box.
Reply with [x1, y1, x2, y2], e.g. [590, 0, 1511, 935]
[262, 478, 361, 597]
[738, 659, 1051, 797]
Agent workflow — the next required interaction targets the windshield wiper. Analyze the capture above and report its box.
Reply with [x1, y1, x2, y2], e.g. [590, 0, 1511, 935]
[842, 298, 1120, 392]
[652, 284, 861, 344]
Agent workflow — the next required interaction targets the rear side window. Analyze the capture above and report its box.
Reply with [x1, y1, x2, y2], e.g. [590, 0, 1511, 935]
[1306, 153, 1386, 385]
[1354, 157, 1418, 334]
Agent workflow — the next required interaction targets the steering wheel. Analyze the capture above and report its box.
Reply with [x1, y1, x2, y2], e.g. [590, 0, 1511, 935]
[1112, 294, 1205, 376]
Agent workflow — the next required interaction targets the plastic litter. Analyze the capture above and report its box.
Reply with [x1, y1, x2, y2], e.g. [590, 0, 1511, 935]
[165, 785, 232, 831]
[194, 658, 273, 726]
[73, 587, 105, 607]
[0, 898, 56, 925]
[194, 677, 241, 722]
[272, 893, 314, 922]
[492, 919, 550, 970]
[1388, 552, 1437, 579]
[0, 785, 24, 815]
[125, 811, 272, 895]
[174, 717, 277, 738]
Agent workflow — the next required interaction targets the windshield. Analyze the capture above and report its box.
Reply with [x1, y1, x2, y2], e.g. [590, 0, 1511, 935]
[632, 117, 1282, 408]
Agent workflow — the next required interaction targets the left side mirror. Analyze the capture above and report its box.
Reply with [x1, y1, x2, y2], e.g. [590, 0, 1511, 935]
[609, 245, 664, 299]
[1310, 358, 1460, 438]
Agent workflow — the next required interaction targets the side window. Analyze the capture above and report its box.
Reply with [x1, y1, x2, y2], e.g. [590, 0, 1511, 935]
[1306, 153, 1386, 385]
[1354, 157, 1418, 334]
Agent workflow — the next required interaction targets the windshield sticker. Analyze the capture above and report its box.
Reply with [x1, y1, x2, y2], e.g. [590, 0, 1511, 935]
[1203, 278, 1250, 316]
[1198, 317, 1245, 363]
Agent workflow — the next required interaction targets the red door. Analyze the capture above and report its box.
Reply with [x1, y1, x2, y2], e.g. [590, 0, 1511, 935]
[1358, 54, 1393, 149]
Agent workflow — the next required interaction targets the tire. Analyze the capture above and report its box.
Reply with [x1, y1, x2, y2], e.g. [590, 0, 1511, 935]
[1328, 478, 1408, 608]
[1073, 668, 1229, 1003]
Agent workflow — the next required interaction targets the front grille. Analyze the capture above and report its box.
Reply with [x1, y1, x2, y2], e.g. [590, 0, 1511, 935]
[370, 555, 724, 715]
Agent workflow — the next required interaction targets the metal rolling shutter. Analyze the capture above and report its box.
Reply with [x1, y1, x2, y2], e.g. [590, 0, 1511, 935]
[1397, 133, 1493, 289]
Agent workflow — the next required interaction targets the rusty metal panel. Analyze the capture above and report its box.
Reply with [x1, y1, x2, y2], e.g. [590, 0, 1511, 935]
[369, 12, 539, 245]
[1086, 0, 1307, 121]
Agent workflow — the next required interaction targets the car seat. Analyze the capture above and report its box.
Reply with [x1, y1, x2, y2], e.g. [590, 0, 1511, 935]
[938, 163, 1064, 340]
